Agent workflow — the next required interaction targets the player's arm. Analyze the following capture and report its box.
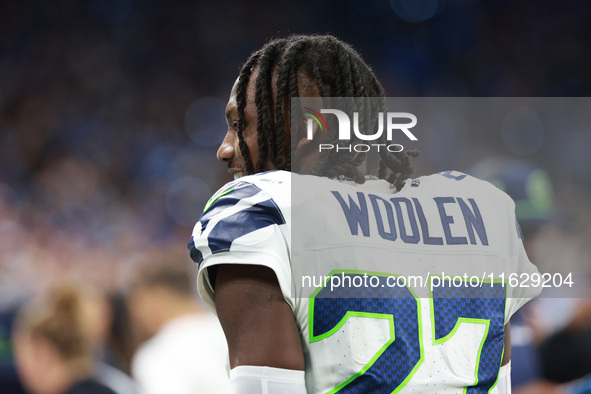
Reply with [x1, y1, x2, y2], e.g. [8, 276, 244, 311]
[503, 322, 511, 366]
[213, 263, 306, 393]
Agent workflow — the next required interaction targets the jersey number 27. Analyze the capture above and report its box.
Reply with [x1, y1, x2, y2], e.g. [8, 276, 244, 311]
[310, 271, 506, 393]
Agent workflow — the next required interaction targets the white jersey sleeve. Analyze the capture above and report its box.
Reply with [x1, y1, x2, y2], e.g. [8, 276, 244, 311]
[189, 171, 293, 312]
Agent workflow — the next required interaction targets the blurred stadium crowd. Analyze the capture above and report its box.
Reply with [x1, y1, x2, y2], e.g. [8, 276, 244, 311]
[1, 0, 591, 392]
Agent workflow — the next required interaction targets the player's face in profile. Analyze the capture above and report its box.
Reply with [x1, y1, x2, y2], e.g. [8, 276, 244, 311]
[217, 69, 269, 179]
[216, 67, 320, 177]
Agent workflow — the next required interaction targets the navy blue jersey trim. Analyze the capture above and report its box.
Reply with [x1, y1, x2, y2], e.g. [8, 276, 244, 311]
[187, 236, 203, 265]
[207, 197, 286, 254]
[200, 182, 263, 232]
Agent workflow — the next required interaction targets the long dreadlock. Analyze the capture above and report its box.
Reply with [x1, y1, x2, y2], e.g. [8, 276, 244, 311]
[234, 34, 419, 190]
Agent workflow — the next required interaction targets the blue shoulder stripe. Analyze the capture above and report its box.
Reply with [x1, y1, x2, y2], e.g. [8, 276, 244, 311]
[207, 197, 286, 254]
[187, 236, 203, 265]
[199, 182, 263, 232]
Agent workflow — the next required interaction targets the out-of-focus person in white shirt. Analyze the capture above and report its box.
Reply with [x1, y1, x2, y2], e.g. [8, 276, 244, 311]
[128, 251, 230, 394]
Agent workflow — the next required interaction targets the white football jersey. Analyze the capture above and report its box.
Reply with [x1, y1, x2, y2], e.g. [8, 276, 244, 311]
[190, 170, 540, 394]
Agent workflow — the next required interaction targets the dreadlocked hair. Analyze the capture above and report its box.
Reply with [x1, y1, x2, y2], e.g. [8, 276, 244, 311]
[234, 34, 419, 190]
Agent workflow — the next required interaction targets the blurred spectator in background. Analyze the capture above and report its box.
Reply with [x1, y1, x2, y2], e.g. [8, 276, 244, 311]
[128, 250, 230, 394]
[540, 303, 591, 383]
[105, 292, 138, 379]
[0, 307, 25, 393]
[80, 289, 139, 394]
[470, 158, 591, 393]
[11, 281, 117, 394]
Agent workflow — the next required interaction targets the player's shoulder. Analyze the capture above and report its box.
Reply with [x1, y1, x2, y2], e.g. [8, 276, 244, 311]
[236, 169, 291, 186]
[203, 170, 290, 213]
[190, 171, 290, 264]
[415, 170, 515, 204]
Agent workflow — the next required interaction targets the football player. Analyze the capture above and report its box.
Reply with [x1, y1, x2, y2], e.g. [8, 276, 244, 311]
[189, 34, 540, 393]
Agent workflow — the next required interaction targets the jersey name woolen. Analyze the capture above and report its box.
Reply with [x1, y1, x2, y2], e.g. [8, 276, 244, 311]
[332, 191, 489, 246]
